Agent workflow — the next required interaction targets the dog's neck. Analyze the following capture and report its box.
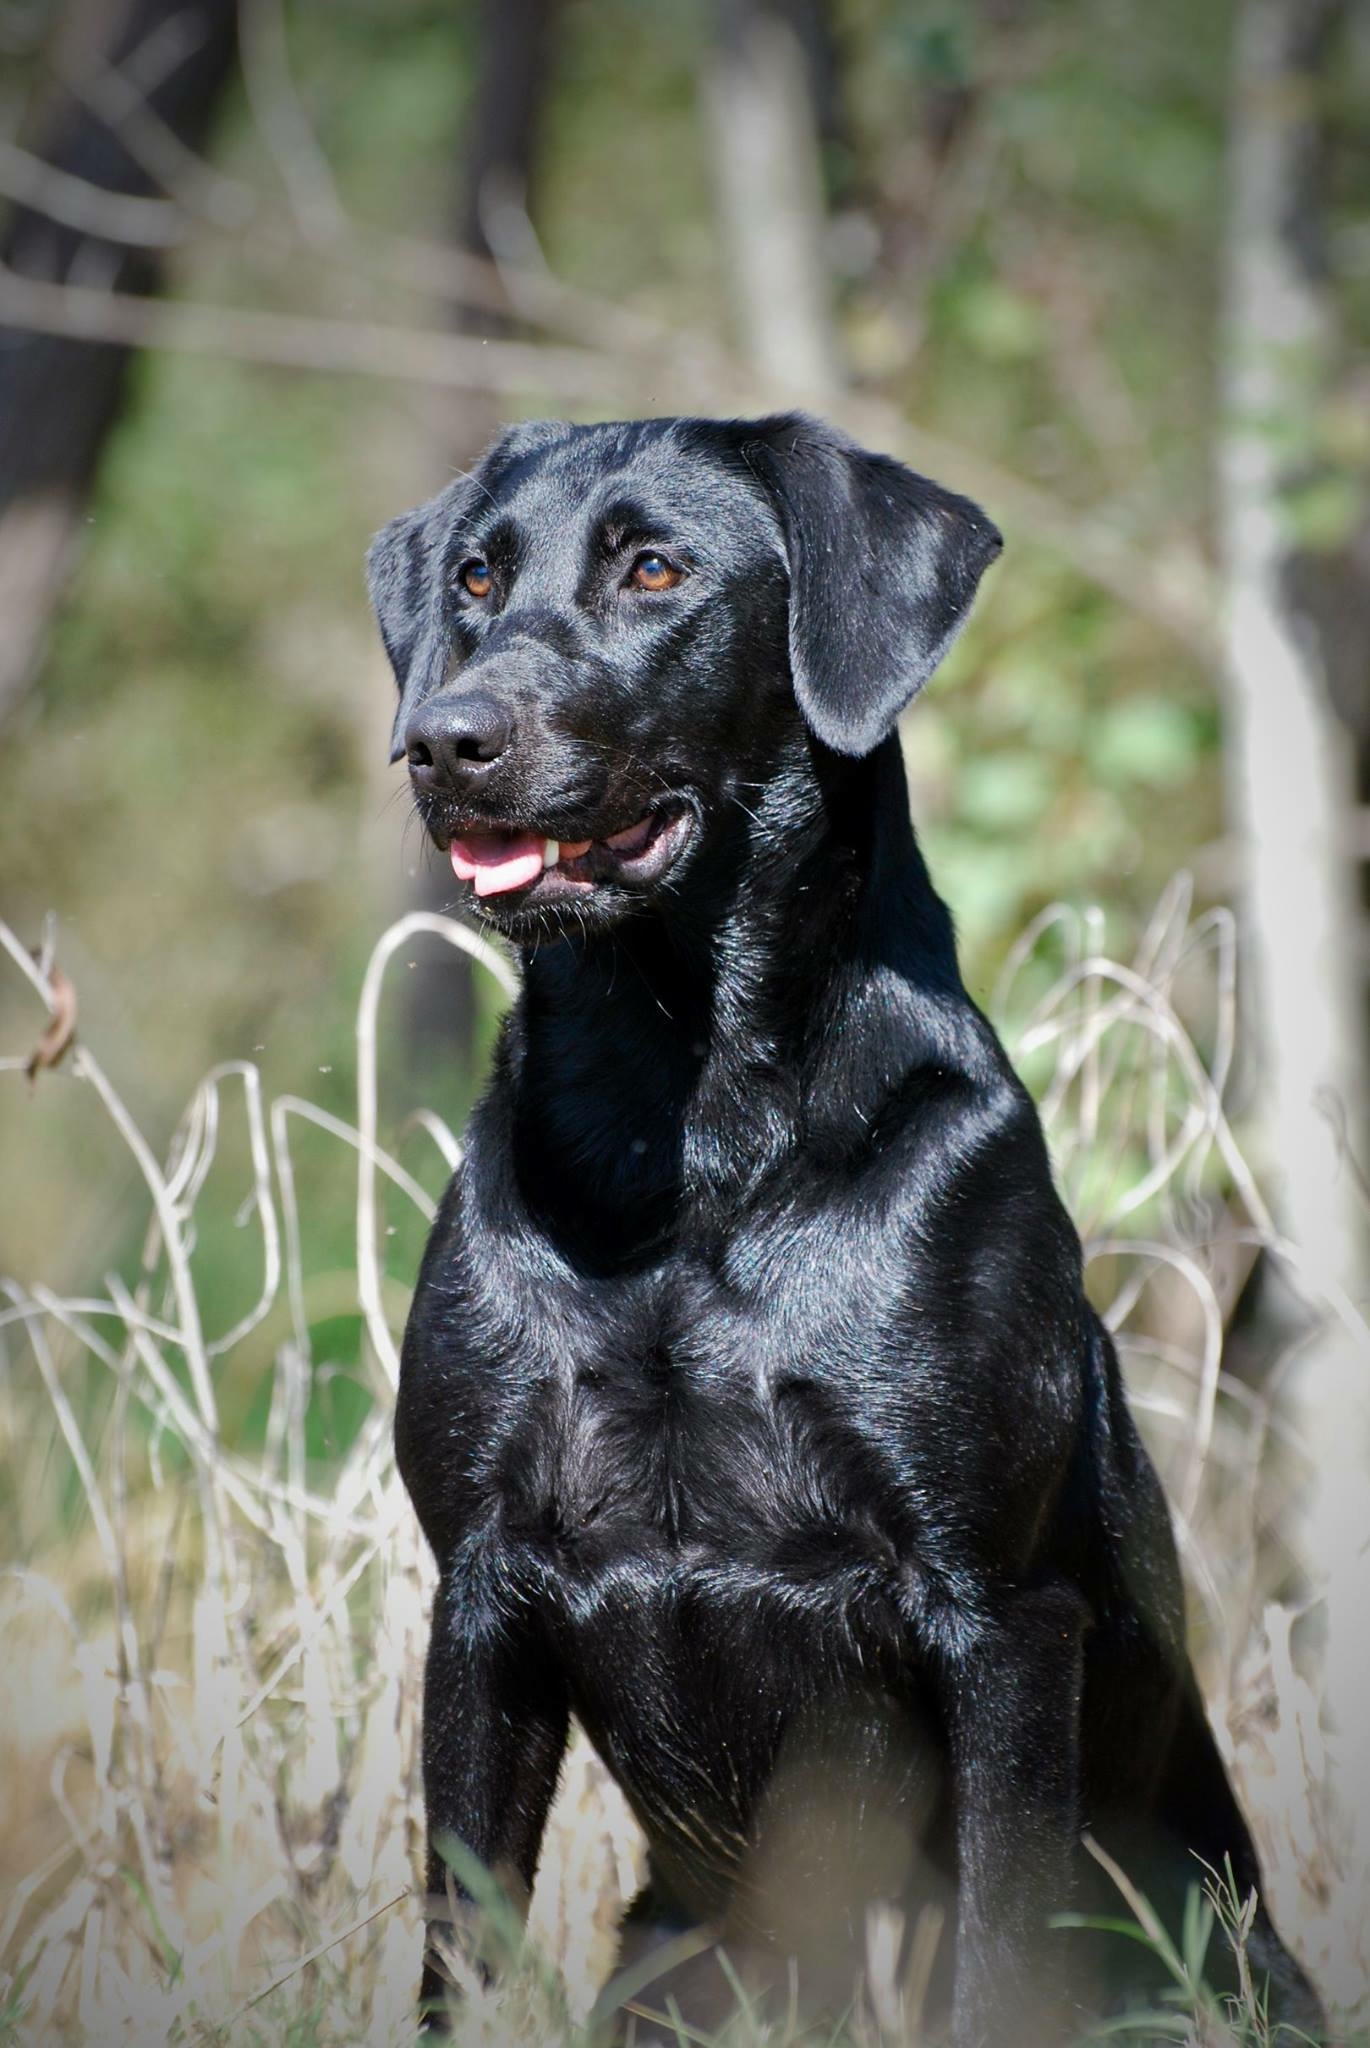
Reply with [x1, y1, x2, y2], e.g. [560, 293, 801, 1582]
[503, 732, 985, 1252]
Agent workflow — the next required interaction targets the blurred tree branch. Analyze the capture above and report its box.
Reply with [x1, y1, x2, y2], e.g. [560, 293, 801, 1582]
[0, 136, 189, 244]
[0, 256, 624, 395]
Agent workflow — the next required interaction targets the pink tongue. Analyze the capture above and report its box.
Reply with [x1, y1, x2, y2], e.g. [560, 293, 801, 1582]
[450, 830, 546, 898]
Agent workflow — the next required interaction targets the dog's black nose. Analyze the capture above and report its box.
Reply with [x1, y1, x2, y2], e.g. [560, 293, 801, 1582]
[405, 693, 514, 789]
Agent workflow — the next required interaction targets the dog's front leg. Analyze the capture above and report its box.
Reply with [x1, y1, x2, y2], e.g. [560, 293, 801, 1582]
[418, 1581, 568, 2031]
[940, 1582, 1087, 2048]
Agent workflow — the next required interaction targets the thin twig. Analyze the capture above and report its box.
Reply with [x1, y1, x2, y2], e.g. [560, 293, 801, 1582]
[226, 1887, 407, 2017]
[236, 0, 346, 245]
[354, 914, 516, 1390]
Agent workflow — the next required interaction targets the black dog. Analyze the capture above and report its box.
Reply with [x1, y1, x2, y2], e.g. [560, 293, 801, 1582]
[368, 414, 1319, 2044]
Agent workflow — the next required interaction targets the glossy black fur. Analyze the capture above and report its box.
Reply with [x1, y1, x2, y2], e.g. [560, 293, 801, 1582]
[367, 414, 1319, 2044]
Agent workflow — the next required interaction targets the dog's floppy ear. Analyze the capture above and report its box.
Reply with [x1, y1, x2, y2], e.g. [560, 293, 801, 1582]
[368, 430, 559, 762]
[368, 460, 500, 762]
[744, 414, 1002, 757]
[366, 502, 445, 764]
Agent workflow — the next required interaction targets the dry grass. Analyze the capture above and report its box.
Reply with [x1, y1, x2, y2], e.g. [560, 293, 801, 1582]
[0, 884, 1366, 2046]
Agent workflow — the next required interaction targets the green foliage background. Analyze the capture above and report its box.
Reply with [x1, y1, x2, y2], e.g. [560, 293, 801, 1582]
[4, 0, 1365, 1468]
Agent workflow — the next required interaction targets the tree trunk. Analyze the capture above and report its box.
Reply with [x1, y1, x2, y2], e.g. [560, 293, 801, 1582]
[1218, 0, 1369, 1935]
[452, 0, 560, 272]
[703, 0, 842, 402]
[0, 0, 238, 721]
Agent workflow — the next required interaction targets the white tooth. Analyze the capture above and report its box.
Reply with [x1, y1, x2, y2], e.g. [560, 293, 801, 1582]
[542, 838, 559, 869]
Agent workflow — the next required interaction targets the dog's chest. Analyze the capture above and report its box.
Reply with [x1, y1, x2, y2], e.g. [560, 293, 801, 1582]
[486, 1252, 922, 1614]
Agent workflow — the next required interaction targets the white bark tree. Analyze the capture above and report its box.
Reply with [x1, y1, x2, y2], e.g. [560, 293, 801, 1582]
[1219, 0, 1369, 1949]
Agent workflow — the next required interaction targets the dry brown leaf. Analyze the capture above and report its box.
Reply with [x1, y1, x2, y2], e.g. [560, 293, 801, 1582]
[25, 963, 77, 1083]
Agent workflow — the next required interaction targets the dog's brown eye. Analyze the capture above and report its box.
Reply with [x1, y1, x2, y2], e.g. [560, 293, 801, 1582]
[460, 559, 493, 599]
[629, 552, 683, 593]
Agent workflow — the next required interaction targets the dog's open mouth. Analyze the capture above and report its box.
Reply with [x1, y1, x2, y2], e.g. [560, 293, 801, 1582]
[449, 803, 692, 900]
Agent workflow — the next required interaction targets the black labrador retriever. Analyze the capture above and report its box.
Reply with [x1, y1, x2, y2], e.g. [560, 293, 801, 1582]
[367, 413, 1320, 2044]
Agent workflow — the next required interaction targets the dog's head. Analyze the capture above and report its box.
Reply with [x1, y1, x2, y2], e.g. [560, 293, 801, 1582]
[368, 413, 1000, 940]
